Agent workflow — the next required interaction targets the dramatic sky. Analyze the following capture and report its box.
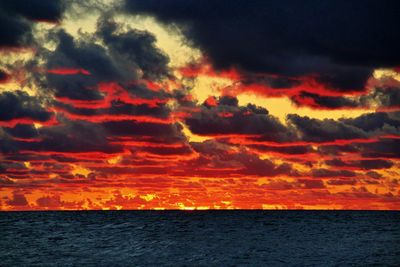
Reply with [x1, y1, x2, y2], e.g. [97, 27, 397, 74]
[1, 0, 400, 210]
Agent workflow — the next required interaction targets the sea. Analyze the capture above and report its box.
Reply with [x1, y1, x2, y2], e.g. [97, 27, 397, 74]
[0, 211, 399, 266]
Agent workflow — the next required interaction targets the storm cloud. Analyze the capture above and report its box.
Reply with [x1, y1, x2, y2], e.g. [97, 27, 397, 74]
[125, 0, 399, 92]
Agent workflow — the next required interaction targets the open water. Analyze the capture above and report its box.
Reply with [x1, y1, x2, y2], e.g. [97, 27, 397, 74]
[0, 211, 399, 266]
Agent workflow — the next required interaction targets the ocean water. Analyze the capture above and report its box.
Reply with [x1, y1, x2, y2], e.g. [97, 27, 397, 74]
[0, 211, 399, 266]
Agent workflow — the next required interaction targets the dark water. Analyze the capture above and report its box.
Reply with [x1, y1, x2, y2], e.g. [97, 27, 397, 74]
[0, 211, 399, 266]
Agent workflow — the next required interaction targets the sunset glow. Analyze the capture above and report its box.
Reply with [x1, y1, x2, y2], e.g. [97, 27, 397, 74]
[1, 0, 399, 211]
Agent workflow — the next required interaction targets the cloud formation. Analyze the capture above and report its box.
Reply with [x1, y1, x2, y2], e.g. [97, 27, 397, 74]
[0, 0, 399, 210]
[0, 0, 65, 47]
[126, 0, 399, 93]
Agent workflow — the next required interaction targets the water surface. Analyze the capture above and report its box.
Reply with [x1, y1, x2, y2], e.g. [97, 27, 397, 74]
[1, 211, 399, 266]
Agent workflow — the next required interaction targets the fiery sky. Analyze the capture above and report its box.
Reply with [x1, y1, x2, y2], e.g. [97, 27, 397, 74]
[1, 0, 400, 210]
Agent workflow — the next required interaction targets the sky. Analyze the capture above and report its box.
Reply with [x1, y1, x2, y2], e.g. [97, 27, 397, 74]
[0, 0, 399, 210]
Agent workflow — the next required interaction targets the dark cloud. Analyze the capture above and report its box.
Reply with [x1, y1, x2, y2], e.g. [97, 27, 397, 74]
[0, 0, 65, 22]
[290, 87, 400, 110]
[317, 144, 357, 156]
[0, 162, 31, 179]
[288, 114, 366, 142]
[0, 118, 122, 154]
[43, 29, 127, 100]
[6, 191, 28, 206]
[235, 152, 293, 177]
[35, 15, 171, 102]
[0, 91, 52, 123]
[248, 144, 314, 155]
[55, 99, 171, 120]
[190, 140, 295, 177]
[0, 70, 9, 83]
[315, 67, 372, 93]
[3, 124, 38, 139]
[124, 82, 171, 101]
[0, 162, 28, 175]
[317, 137, 400, 160]
[312, 169, 356, 178]
[139, 145, 193, 156]
[187, 98, 400, 145]
[97, 18, 170, 80]
[218, 95, 239, 107]
[292, 91, 359, 109]
[29, 119, 122, 153]
[36, 195, 83, 209]
[242, 75, 301, 90]
[357, 139, 400, 159]
[288, 111, 400, 144]
[0, 0, 65, 47]
[327, 179, 357, 186]
[102, 120, 186, 144]
[341, 112, 400, 133]
[325, 158, 393, 170]
[186, 96, 295, 142]
[4, 153, 51, 163]
[291, 85, 400, 110]
[125, 0, 400, 92]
